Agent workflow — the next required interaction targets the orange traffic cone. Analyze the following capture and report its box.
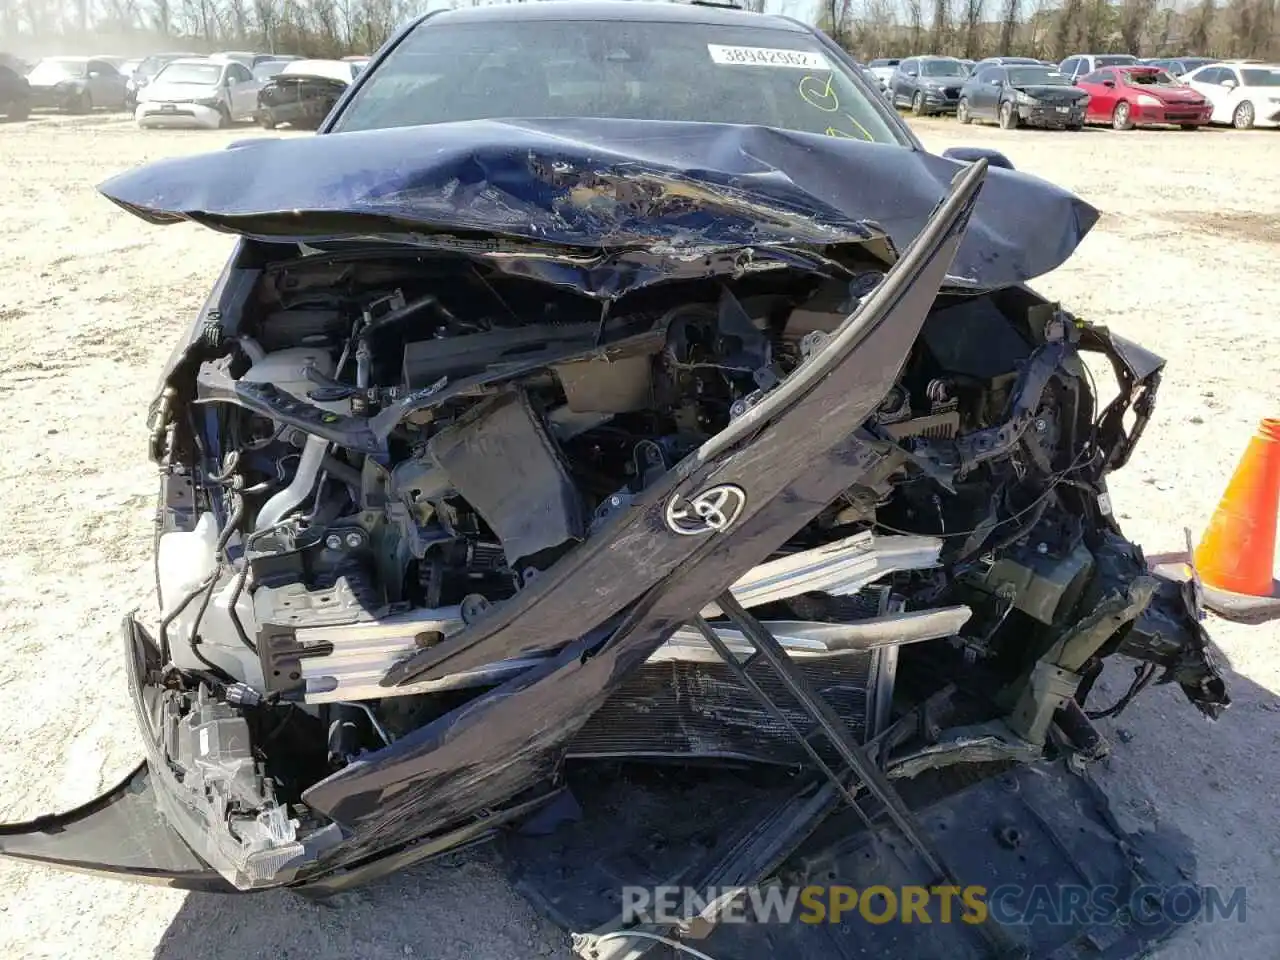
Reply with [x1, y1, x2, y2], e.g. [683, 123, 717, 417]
[1193, 418, 1280, 623]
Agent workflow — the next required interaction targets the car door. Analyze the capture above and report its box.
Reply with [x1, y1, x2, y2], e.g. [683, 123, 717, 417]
[86, 60, 120, 108]
[1078, 68, 1115, 121]
[895, 58, 919, 106]
[1189, 67, 1232, 122]
[972, 66, 1002, 118]
[1216, 66, 1245, 122]
[228, 62, 257, 119]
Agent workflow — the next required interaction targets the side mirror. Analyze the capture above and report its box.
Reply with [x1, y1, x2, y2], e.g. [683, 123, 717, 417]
[1102, 79, 1116, 87]
[1222, 79, 1237, 89]
[942, 146, 1014, 170]
[88, 70, 100, 79]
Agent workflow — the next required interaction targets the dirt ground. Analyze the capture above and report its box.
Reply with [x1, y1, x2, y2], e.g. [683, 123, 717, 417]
[1, 110, 1278, 960]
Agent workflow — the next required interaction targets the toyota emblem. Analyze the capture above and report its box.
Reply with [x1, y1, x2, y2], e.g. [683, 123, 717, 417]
[665, 484, 747, 536]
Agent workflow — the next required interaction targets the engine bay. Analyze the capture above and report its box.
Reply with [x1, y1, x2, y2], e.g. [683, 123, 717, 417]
[140, 244, 1224, 888]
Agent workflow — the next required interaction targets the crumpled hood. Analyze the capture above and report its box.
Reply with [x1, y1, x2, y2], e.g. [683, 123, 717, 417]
[98, 117, 1098, 293]
[1014, 84, 1087, 101]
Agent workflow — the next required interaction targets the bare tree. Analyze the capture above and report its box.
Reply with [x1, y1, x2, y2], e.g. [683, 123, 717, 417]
[998, 0, 1019, 54]
[962, 0, 985, 57]
[1186, 0, 1215, 51]
[931, 0, 948, 51]
[1118, 0, 1156, 54]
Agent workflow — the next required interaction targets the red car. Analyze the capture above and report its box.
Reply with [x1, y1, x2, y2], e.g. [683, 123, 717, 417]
[1077, 65, 1213, 129]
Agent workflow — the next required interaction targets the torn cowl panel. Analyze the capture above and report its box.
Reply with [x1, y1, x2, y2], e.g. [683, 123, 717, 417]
[96, 118, 1097, 297]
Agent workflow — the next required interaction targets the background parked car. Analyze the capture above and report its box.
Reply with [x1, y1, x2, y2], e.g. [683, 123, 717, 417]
[1077, 65, 1211, 129]
[852, 61, 890, 98]
[1143, 56, 1219, 77]
[251, 58, 297, 85]
[958, 62, 1087, 129]
[889, 55, 968, 115]
[135, 57, 261, 129]
[0, 63, 30, 120]
[1058, 53, 1140, 81]
[973, 55, 1043, 69]
[865, 57, 900, 91]
[118, 57, 143, 82]
[256, 58, 362, 129]
[1183, 61, 1280, 128]
[208, 51, 295, 69]
[127, 52, 199, 108]
[26, 57, 128, 113]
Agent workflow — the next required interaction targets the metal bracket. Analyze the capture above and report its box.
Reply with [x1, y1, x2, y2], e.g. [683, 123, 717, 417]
[695, 590, 1026, 959]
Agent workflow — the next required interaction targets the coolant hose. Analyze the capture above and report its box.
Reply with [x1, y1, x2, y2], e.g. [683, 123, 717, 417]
[255, 433, 329, 531]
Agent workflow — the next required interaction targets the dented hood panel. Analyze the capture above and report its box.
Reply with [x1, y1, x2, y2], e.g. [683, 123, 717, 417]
[97, 118, 1098, 294]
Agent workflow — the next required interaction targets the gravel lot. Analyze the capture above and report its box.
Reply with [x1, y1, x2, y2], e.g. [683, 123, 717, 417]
[1, 111, 1278, 960]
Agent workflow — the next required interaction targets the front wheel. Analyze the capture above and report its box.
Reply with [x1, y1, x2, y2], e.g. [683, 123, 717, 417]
[7, 100, 29, 121]
[912, 91, 926, 116]
[259, 112, 276, 130]
[1233, 101, 1255, 129]
[71, 90, 92, 114]
[956, 98, 972, 125]
[998, 100, 1018, 129]
[1112, 101, 1134, 130]
[215, 104, 230, 129]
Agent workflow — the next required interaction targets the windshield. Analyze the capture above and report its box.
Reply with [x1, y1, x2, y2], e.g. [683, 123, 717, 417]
[920, 59, 965, 77]
[1007, 67, 1072, 86]
[1242, 67, 1280, 86]
[1126, 69, 1176, 85]
[155, 62, 222, 85]
[29, 59, 87, 81]
[332, 20, 902, 144]
[1096, 55, 1138, 67]
[138, 55, 190, 80]
[254, 61, 291, 81]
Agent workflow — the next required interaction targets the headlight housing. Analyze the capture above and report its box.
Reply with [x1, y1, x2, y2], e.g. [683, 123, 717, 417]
[1137, 94, 1162, 108]
[1014, 90, 1036, 105]
[193, 96, 224, 109]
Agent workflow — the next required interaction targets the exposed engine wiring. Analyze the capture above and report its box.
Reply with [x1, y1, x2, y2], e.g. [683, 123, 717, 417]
[586, 931, 724, 960]
[1087, 662, 1158, 720]
[872, 440, 1093, 541]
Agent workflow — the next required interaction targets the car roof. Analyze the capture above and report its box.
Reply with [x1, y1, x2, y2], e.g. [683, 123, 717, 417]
[424, 0, 810, 30]
[42, 55, 89, 62]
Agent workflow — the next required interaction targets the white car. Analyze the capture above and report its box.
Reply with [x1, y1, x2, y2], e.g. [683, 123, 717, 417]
[865, 58, 900, 91]
[135, 57, 261, 129]
[1183, 61, 1280, 128]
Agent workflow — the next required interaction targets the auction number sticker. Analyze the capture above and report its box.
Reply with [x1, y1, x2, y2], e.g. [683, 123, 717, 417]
[707, 44, 830, 70]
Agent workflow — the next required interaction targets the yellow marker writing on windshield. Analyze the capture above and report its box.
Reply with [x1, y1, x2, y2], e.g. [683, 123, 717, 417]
[799, 72, 840, 112]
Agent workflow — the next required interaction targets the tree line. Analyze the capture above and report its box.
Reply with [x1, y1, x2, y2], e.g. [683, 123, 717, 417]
[825, 0, 1277, 61]
[0, 0, 1276, 64]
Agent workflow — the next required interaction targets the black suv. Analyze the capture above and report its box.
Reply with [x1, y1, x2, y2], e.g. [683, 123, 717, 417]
[889, 56, 969, 115]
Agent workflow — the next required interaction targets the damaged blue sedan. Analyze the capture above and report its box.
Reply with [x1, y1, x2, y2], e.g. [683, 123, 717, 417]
[0, 4, 1229, 959]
